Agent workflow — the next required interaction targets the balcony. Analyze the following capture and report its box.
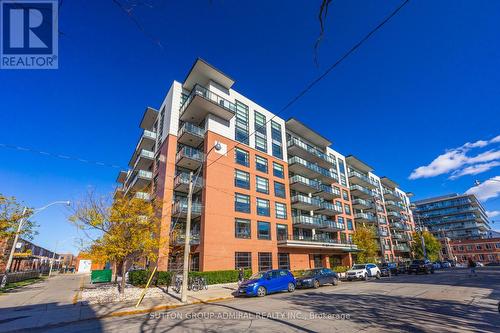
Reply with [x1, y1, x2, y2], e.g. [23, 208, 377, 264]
[136, 129, 157, 152]
[348, 170, 378, 189]
[134, 192, 151, 201]
[288, 156, 338, 185]
[378, 217, 387, 225]
[172, 233, 200, 246]
[131, 149, 155, 170]
[382, 244, 391, 251]
[128, 170, 153, 191]
[354, 212, 377, 223]
[172, 200, 202, 218]
[315, 184, 341, 201]
[116, 170, 128, 184]
[180, 84, 236, 123]
[277, 235, 358, 252]
[321, 220, 345, 232]
[289, 175, 320, 194]
[174, 172, 203, 193]
[287, 137, 334, 169]
[178, 122, 205, 147]
[292, 215, 325, 229]
[316, 201, 342, 216]
[291, 194, 321, 211]
[352, 198, 374, 210]
[176, 146, 204, 170]
[393, 244, 410, 252]
[114, 186, 124, 199]
[383, 188, 402, 202]
[350, 185, 374, 200]
[390, 222, 404, 230]
[385, 200, 404, 212]
[387, 211, 402, 220]
[392, 233, 403, 240]
[376, 229, 389, 237]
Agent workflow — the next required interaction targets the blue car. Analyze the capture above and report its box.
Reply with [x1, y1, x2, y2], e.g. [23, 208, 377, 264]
[237, 269, 296, 297]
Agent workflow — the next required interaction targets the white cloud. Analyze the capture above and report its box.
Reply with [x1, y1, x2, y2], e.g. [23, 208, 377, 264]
[409, 135, 500, 180]
[486, 210, 500, 218]
[465, 176, 500, 201]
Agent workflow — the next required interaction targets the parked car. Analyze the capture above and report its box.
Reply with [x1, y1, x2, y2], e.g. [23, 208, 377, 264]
[237, 269, 295, 297]
[486, 262, 500, 266]
[441, 261, 451, 268]
[408, 259, 435, 274]
[476, 262, 484, 267]
[378, 262, 398, 276]
[295, 268, 338, 289]
[347, 263, 381, 281]
[432, 262, 442, 270]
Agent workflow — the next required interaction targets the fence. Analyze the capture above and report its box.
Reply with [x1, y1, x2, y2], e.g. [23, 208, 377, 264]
[1, 270, 41, 285]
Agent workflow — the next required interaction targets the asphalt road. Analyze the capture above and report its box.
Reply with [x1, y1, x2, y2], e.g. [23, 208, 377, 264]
[27, 268, 500, 332]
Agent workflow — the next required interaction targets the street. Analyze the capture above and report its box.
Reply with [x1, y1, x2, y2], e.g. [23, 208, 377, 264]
[3, 268, 497, 333]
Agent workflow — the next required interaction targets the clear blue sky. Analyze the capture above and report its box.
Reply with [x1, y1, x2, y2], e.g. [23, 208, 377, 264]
[1, 0, 499, 255]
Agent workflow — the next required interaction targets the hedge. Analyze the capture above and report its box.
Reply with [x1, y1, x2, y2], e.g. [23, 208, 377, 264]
[128, 269, 252, 287]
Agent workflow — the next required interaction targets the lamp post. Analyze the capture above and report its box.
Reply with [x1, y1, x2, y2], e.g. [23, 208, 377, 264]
[180, 142, 221, 303]
[1, 201, 70, 288]
[410, 204, 427, 260]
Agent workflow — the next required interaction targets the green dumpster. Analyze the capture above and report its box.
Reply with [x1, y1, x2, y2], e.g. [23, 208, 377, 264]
[91, 269, 112, 283]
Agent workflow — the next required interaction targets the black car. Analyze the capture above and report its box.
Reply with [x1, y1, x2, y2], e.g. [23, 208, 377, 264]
[295, 268, 338, 289]
[408, 259, 435, 274]
[378, 262, 399, 276]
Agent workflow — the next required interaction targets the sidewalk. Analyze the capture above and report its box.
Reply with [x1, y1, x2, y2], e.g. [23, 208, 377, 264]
[0, 274, 238, 332]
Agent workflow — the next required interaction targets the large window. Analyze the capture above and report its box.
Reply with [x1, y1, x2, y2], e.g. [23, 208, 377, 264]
[257, 198, 270, 216]
[278, 253, 290, 270]
[342, 190, 349, 200]
[235, 252, 252, 270]
[274, 181, 286, 198]
[344, 204, 351, 214]
[258, 252, 272, 271]
[235, 219, 251, 239]
[254, 111, 267, 152]
[255, 155, 268, 173]
[235, 193, 251, 213]
[271, 121, 283, 159]
[276, 223, 288, 240]
[235, 101, 249, 144]
[273, 162, 284, 178]
[257, 221, 271, 240]
[235, 148, 249, 167]
[347, 218, 354, 230]
[256, 176, 269, 194]
[235, 169, 250, 189]
[275, 202, 287, 219]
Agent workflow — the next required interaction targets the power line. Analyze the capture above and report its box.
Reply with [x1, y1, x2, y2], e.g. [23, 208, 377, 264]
[206, 0, 411, 170]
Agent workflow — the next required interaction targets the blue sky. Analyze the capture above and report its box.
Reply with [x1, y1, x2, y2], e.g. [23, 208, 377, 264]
[1, 0, 499, 254]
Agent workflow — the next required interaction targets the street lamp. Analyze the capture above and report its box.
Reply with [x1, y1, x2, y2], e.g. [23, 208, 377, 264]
[2, 201, 71, 287]
[410, 204, 427, 260]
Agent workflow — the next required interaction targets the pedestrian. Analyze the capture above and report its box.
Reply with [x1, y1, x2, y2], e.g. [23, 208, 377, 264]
[468, 258, 477, 277]
[238, 267, 244, 286]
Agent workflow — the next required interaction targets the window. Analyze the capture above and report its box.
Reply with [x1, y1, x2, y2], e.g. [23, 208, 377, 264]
[467, 245, 473, 251]
[256, 176, 269, 194]
[235, 169, 250, 189]
[235, 252, 252, 270]
[235, 219, 251, 239]
[347, 219, 353, 230]
[338, 216, 344, 225]
[275, 202, 287, 219]
[258, 221, 271, 240]
[255, 155, 268, 173]
[278, 253, 290, 270]
[190, 253, 200, 271]
[257, 198, 270, 216]
[344, 204, 351, 214]
[273, 162, 284, 178]
[496, 243, 500, 249]
[235, 148, 249, 167]
[271, 121, 283, 159]
[274, 182, 286, 198]
[485, 243, 492, 249]
[235, 193, 250, 213]
[258, 252, 272, 271]
[340, 175, 347, 186]
[276, 224, 288, 241]
[476, 245, 482, 250]
[254, 111, 267, 152]
[342, 190, 349, 200]
[335, 201, 342, 212]
[235, 101, 249, 144]
[338, 159, 346, 175]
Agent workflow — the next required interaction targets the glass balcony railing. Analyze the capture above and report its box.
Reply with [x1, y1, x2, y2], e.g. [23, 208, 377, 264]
[352, 198, 373, 208]
[134, 192, 151, 200]
[287, 137, 335, 165]
[279, 235, 356, 247]
[143, 129, 157, 140]
[180, 84, 236, 117]
[387, 211, 402, 219]
[288, 156, 338, 181]
[354, 212, 377, 222]
[390, 222, 404, 230]
[174, 172, 203, 188]
[319, 201, 342, 214]
[176, 146, 204, 162]
[292, 215, 324, 228]
[350, 184, 375, 197]
[173, 199, 202, 215]
[291, 194, 322, 207]
[179, 122, 205, 138]
[319, 184, 340, 197]
[290, 175, 320, 190]
[348, 170, 378, 187]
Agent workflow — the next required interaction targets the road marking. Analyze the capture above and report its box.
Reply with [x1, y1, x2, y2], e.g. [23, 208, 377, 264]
[72, 275, 85, 305]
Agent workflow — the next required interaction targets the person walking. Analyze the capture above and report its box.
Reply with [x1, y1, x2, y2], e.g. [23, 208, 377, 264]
[238, 267, 244, 286]
[468, 258, 477, 277]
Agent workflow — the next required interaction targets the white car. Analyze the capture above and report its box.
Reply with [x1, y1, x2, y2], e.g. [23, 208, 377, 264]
[476, 262, 484, 267]
[347, 263, 381, 281]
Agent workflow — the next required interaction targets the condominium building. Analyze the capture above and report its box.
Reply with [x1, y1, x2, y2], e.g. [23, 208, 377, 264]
[116, 58, 415, 272]
[412, 194, 491, 240]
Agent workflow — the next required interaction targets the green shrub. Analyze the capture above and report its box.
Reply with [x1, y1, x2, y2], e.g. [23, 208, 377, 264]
[291, 270, 306, 277]
[128, 269, 252, 287]
[332, 265, 350, 273]
[128, 270, 149, 286]
[189, 269, 252, 285]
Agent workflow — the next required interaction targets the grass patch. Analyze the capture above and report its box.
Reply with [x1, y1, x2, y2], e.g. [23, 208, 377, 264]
[0, 277, 45, 294]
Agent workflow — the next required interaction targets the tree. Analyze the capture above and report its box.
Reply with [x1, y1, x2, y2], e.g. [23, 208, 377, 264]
[0, 194, 36, 240]
[352, 226, 379, 263]
[70, 191, 162, 294]
[411, 231, 442, 262]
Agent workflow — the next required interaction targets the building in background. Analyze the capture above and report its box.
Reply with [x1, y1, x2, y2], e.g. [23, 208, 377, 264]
[59, 253, 76, 271]
[445, 238, 500, 264]
[412, 194, 491, 240]
[116, 58, 415, 272]
[0, 238, 61, 273]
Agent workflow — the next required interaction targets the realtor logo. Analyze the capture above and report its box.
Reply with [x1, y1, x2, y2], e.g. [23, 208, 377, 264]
[1, 0, 58, 69]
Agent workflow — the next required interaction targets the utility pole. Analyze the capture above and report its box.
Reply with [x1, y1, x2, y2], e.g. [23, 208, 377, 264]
[48, 241, 59, 277]
[180, 171, 194, 303]
[1, 207, 28, 288]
